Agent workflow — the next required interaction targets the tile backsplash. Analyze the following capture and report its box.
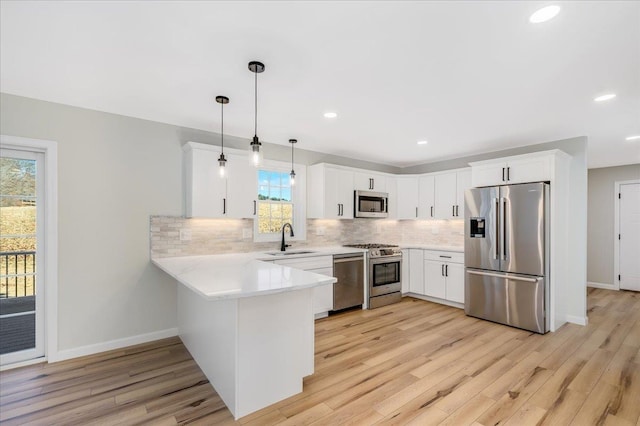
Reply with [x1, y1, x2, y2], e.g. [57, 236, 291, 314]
[150, 216, 463, 258]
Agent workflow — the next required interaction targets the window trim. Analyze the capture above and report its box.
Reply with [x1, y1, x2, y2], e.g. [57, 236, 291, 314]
[253, 159, 306, 243]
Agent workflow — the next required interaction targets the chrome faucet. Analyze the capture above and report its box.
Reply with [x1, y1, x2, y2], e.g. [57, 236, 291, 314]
[280, 223, 294, 251]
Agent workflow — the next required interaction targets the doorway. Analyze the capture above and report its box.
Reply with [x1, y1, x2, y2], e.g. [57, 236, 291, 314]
[0, 135, 57, 368]
[616, 180, 640, 291]
[0, 148, 45, 365]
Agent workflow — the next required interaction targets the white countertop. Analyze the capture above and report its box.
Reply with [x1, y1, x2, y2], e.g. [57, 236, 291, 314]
[153, 253, 337, 300]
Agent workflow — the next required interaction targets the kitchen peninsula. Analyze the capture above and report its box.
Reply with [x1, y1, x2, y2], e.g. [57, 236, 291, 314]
[152, 254, 336, 419]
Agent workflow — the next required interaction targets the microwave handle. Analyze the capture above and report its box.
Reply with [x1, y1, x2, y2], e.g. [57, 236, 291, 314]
[383, 197, 387, 213]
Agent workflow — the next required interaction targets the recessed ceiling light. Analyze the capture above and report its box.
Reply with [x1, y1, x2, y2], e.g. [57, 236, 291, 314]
[417, 140, 428, 145]
[626, 135, 640, 141]
[323, 112, 337, 118]
[529, 5, 561, 23]
[594, 93, 616, 102]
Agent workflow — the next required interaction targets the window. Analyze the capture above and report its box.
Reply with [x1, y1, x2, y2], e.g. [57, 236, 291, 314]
[254, 161, 306, 242]
[257, 170, 293, 234]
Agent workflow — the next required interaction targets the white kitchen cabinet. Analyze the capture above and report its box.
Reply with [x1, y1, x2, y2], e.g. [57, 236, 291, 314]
[408, 249, 424, 294]
[225, 152, 258, 218]
[433, 170, 470, 219]
[401, 249, 410, 294]
[354, 171, 387, 192]
[434, 172, 457, 219]
[470, 151, 554, 187]
[418, 175, 435, 219]
[396, 177, 419, 219]
[183, 142, 257, 218]
[386, 176, 398, 219]
[456, 169, 472, 219]
[424, 260, 446, 299]
[308, 164, 354, 219]
[273, 256, 334, 317]
[423, 250, 465, 304]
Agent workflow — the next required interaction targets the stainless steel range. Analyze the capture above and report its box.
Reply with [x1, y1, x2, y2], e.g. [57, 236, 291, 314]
[343, 244, 402, 308]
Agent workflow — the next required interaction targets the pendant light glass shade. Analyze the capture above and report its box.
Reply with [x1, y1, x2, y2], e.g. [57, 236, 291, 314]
[216, 96, 229, 178]
[248, 61, 265, 167]
[289, 139, 297, 186]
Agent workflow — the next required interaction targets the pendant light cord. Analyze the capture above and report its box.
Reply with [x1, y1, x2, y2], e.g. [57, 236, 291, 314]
[291, 142, 294, 168]
[254, 70, 258, 137]
[221, 102, 224, 152]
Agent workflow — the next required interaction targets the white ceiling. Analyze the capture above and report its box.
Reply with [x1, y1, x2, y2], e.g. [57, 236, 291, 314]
[1, 1, 639, 168]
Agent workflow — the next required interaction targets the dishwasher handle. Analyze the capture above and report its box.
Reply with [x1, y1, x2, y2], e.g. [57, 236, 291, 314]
[333, 253, 364, 262]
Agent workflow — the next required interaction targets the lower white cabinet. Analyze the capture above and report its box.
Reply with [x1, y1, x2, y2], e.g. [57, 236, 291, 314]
[273, 256, 334, 317]
[401, 249, 410, 293]
[423, 250, 464, 304]
[406, 249, 464, 305]
[408, 249, 424, 294]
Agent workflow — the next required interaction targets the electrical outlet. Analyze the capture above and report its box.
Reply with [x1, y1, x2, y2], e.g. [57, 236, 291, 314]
[316, 227, 325, 236]
[242, 228, 253, 239]
[179, 229, 192, 241]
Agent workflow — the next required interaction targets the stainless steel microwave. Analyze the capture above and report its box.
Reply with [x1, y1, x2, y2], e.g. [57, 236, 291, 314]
[354, 190, 389, 218]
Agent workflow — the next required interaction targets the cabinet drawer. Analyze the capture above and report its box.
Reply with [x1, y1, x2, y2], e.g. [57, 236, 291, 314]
[423, 251, 464, 264]
[273, 255, 333, 270]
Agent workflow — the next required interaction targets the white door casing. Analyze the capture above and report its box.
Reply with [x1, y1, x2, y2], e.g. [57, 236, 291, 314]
[0, 135, 58, 369]
[616, 180, 640, 291]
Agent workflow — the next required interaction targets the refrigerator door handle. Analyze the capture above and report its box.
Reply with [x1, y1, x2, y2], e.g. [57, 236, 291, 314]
[493, 197, 499, 259]
[501, 197, 508, 260]
[466, 269, 538, 283]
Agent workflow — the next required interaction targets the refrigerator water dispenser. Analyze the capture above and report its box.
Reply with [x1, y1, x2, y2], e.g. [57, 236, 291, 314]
[470, 218, 485, 238]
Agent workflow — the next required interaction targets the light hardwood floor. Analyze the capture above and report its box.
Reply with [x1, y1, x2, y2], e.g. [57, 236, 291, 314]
[1, 288, 639, 425]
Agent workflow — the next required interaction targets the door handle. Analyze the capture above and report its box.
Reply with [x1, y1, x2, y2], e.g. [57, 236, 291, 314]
[507, 167, 510, 181]
[416, 207, 418, 218]
[371, 178, 374, 190]
[441, 264, 445, 276]
[467, 269, 539, 283]
[253, 200, 256, 215]
[445, 264, 448, 277]
[455, 205, 459, 217]
[493, 197, 499, 259]
[501, 197, 507, 260]
[338, 204, 341, 216]
[223, 198, 226, 215]
[452, 205, 455, 217]
[430, 206, 434, 217]
[502, 167, 506, 182]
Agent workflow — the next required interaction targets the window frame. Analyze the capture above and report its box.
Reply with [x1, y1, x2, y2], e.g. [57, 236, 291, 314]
[253, 159, 306, 243]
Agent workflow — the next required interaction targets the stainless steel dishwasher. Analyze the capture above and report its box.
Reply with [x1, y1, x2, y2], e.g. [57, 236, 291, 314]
[332, 253, 365, 311]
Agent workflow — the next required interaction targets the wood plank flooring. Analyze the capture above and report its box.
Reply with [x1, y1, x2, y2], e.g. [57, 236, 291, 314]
[1, 288, 638, 425]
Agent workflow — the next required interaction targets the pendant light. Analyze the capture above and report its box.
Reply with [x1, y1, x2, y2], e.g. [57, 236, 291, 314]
[248, 61, 265, 167]
[216, 95, 229, 178]
[289, 139, 297, 185]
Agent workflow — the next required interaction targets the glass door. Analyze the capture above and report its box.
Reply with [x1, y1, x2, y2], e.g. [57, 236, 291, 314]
[0, 148, 45, 365]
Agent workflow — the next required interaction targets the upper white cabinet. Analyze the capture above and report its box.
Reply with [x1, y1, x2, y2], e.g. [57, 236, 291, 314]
[183, 142, 257, 218]
[470, 151, 554, 187]
[434, 170, 471, 219]
[396, 177, 419, 219]
[418, 175, 435, 219]
[308, 164, 354, 219]
[434, 173, 457, 219]
[354, 171, 387, 192]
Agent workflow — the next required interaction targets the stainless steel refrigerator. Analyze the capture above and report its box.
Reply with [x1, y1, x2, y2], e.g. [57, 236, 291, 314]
[464, 182, 550, 334]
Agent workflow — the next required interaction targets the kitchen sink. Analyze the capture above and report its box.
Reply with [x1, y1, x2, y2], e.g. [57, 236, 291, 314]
[265, 250, 316, 256]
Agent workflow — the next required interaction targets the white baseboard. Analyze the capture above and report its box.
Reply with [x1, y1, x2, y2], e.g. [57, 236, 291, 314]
[565, 315, 588, 326]
[587, 281, 617, 290]
[404, 293, 464, 310]
[50, 328, 179, 363]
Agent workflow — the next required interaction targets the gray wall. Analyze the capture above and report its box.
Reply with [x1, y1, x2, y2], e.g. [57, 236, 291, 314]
[587, 164, 640, 285]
